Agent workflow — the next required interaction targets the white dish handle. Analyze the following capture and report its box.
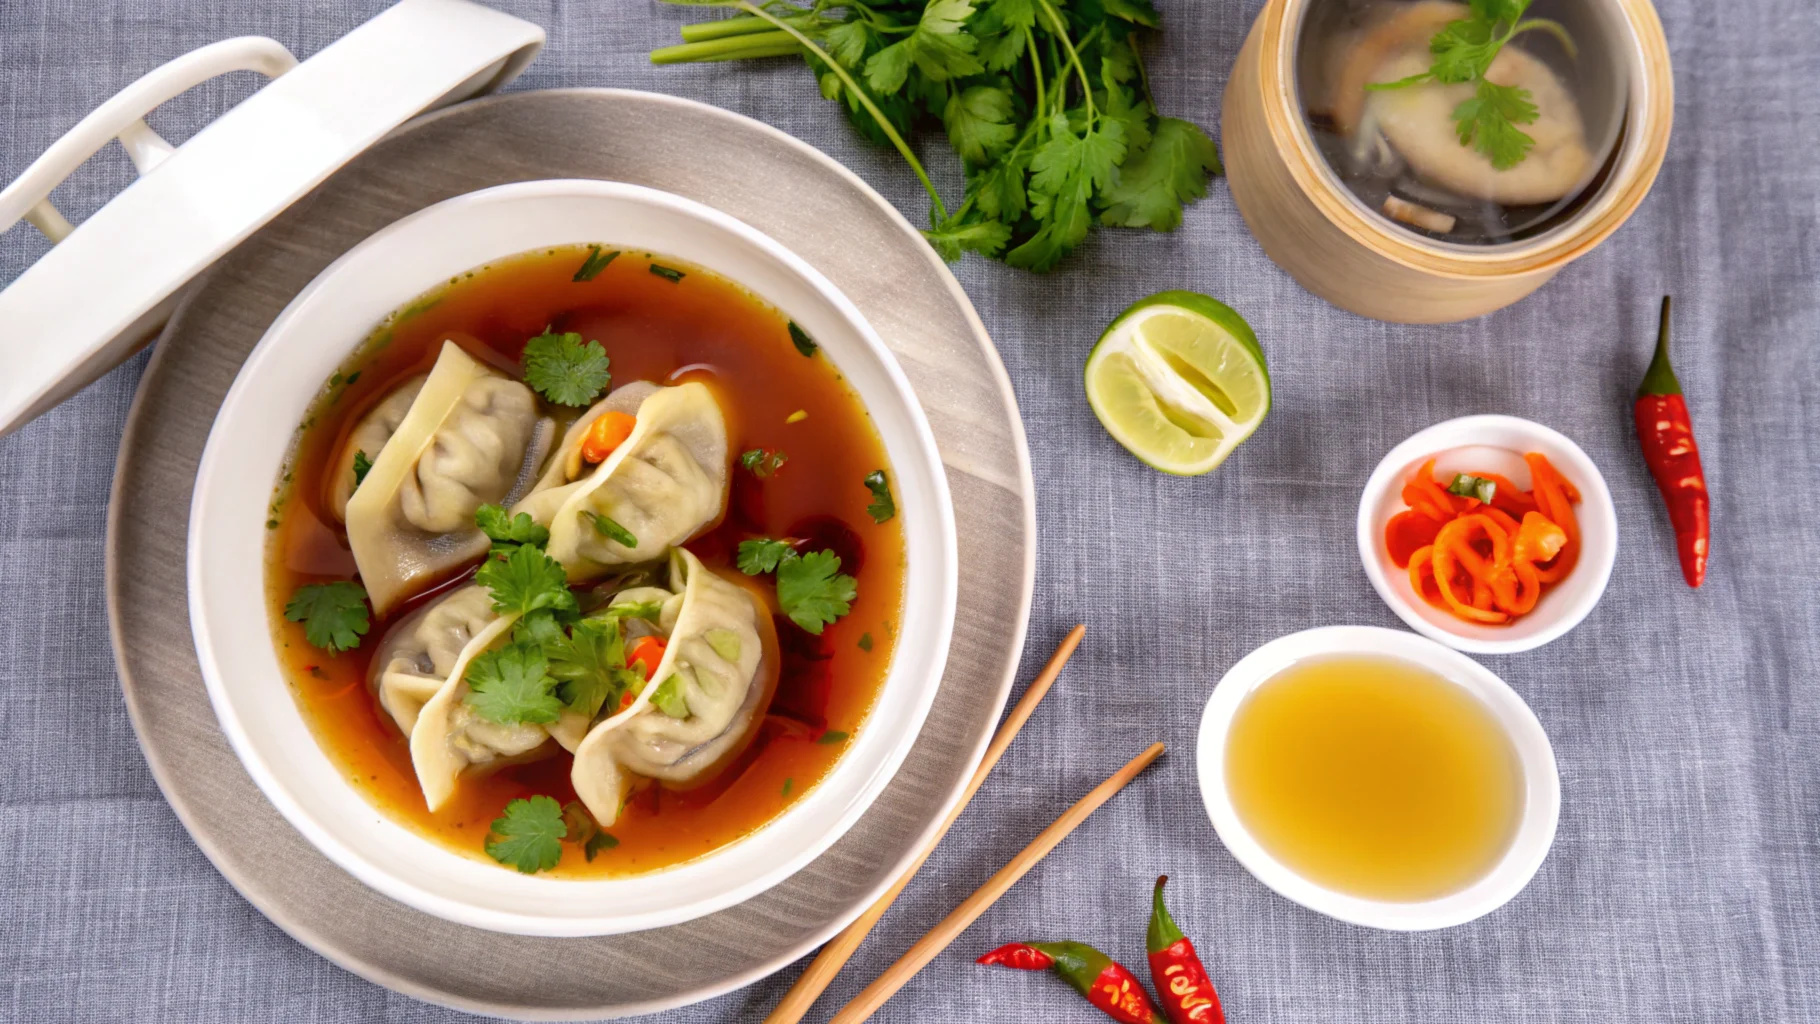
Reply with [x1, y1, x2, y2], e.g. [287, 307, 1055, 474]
[0, 37, 299, 242]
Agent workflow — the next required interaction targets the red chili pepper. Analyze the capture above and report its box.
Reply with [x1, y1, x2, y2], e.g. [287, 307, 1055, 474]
[1634, 296, 1710, 588]
[1147, 877, 1226, 1024]
[979, 941, 1167, 1024]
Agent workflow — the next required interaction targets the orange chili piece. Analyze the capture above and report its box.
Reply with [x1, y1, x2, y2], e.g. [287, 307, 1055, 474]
[580, 411, 638, 465]
[626, 635, 666, 681]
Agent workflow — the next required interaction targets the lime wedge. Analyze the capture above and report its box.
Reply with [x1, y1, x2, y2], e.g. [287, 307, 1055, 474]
[1084, 291, 1270, 476]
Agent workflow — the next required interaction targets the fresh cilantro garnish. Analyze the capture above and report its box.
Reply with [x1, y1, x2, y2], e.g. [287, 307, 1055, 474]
[737, 538, 795, 575]
[741, 447, 789, 478]
[648, 673, 689, 719]
[572, 244, 619, 282]
[475, 543, 578, 618]
[351, 450, 373, 489]
[1364, 0, 1561, 170]
[580, 510, 637, 549]
[547, 617, 634, 721]
[776, 549, 858, 635]
[648, 263, 686, 283]
[818, 730, 850, 745]
[1447, 473, 1499, 504]
[863, 470, 896, 524]
[788, 321, 817, 357]
[512, 608, 568, 648]
[649, 0, 1215, 271]
[485, 796, 565, 873]
[283, 582, 370, 653]
[585, 832, 619, 860]
[858, 632, 874, 652]
[521, 330, 611, 406]
[781, 777, 794, 797]
[464, 641, 563, 725]
[476, 503, 550, 554]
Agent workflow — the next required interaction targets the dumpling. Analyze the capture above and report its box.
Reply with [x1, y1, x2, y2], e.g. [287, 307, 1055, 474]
[511, 381, 658, 527]
[515, 381, 729, 582]
[345, 341, 555, 616]
[368, 583, 497, 734]
[571, 548, 776, 827]
[408, 607, 555, 812]
[327, 375, 424, 522]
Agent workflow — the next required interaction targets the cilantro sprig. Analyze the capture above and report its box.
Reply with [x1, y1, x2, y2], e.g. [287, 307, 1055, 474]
[521, 330, 611, 406]
[351, 449, 373, 489]
[465, 642, 563, 725]
[1364, 0, 1568, 170]
[477, 503, 550, 556]
[651, 0, 1217, 271]
[485, 796, 566, 873]
[741, 448, 789, 478]
[863, 470, 896, 524]
[738, 538, 858, 633]
[284, 582, 370, 653]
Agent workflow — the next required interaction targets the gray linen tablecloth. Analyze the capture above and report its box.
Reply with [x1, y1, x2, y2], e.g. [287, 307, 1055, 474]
[3, 1, 1816, 1021]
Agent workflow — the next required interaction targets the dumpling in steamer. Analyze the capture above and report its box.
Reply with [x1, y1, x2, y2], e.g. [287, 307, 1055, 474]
[571, 549, 777, 827]
[326, 375, 424, 522]
[368, 583, 496, 734]
[344, 341, 555, 616]
[515, 381, 729, 582]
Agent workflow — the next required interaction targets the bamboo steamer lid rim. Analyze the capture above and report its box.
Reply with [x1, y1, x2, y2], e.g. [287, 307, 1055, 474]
[1255, 0, 1674, 281]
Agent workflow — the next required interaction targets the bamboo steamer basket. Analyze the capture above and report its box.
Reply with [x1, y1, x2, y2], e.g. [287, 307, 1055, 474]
[1222, 0, 1673, 323]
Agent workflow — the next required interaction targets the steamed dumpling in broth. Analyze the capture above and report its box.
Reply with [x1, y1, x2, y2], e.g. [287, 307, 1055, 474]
[408, 610, 555, 813]
[369, 582, 496, 734]
[512, 380, 658, 526]
[517, 381, 729, 581]
[327, 375, 423, 523]
[572, 549, 776, 827]
[345, 341, 555, 616]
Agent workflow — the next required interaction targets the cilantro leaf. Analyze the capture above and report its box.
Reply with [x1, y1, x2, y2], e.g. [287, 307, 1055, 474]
[476, 503, 550, 553]
[648, 263, 686, 283]
[863, 470, 896, 524]
[1008, 116, 1126, 270]
[546, 617, 629, 721]
[818, 730, 850, 745]
[740, 448, 789, 478]
[738, 538, 796, 575]
[521, 330, 611, 407]
[925, 212, 1012, 261]
[1454, 79, 1538, 170]
[572, 245, 619, 282]
[464, 641, 562, 725]
[776, 549, 858, 635]
[648, 673, 690, 719]
[584, 832, 619, 860]
[485, 796, 565, 873]
[1100, 117, 1222, 231]
[351, 450, 373, 489]
[284, 582, 370, 653]
[512, 608, 568, 648]
[580, 510, 638, 549]
[945, 85, 1017, 166]
[475, 543, 578, 618]
[788, 322, 817, 357]
[864, 0, 983, 94]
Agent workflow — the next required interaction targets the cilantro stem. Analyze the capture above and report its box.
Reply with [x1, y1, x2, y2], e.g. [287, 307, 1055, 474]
[651, 31, 801, 62]
[1130, 34, 1155, 111]
[728, 0, 949, 221]
[677, 13, 810, 42]
[1026, 26, 1045, 117]
[1512, 18, 1576, 58]
[1036, 0, 1094, 122]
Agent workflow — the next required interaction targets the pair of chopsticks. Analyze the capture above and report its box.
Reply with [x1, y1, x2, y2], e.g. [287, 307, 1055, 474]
[764, 625, 1165, 1024]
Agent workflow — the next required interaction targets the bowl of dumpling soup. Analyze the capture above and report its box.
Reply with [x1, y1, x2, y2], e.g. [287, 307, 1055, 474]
[189, 179, 958, 936]
[1222, 0, 1673, 322]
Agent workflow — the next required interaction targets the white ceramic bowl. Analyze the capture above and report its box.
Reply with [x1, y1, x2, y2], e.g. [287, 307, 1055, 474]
[1357, 415, 1618, 654]
[1196, 626, 1560, 931]
[188, 180, 958, 936]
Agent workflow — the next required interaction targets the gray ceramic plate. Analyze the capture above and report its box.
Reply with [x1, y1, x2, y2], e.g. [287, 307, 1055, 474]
[106, 89, 1035, 1019]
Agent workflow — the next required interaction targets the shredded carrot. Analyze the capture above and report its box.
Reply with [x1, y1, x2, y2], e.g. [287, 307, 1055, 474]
[626, 635, 667, 682]
[581, 411, 638, 465]
[1385, 453, 1581, 627]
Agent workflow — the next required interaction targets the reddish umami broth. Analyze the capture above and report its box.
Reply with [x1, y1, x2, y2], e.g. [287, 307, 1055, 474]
[264, 246, 905, 876]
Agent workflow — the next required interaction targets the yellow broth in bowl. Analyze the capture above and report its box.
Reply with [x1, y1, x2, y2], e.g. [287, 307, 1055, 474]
[1225, 654, 1523, 901]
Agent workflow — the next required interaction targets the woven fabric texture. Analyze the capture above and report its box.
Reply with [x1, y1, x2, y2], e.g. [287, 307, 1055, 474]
[2, 1, 1816, 1021]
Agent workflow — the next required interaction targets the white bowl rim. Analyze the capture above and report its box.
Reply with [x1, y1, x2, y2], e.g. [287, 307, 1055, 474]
[1356, 414, 1618, 654]
[1196, 624, 1561, 931]
[186, 178, 960, 936]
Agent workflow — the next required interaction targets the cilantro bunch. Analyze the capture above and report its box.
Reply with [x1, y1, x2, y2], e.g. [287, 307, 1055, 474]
[653, 0, 1220, 270]
[1365, 0, 1571, 171]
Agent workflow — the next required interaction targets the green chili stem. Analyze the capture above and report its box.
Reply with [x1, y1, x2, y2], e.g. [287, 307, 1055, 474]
[728, 0, 949, 221]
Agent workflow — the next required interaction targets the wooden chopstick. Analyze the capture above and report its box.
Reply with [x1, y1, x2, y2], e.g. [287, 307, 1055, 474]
[763, 624, 1086, 1024]
[828, 740, 1167, 1024]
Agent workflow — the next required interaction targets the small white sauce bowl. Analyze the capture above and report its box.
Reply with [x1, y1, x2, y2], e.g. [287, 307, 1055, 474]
[1196, 626, 1560, 931]
[1357, 414, 1618, 654]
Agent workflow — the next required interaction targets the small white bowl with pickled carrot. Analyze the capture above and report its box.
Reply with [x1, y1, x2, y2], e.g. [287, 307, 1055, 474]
[1357, 415, 1618, 655]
